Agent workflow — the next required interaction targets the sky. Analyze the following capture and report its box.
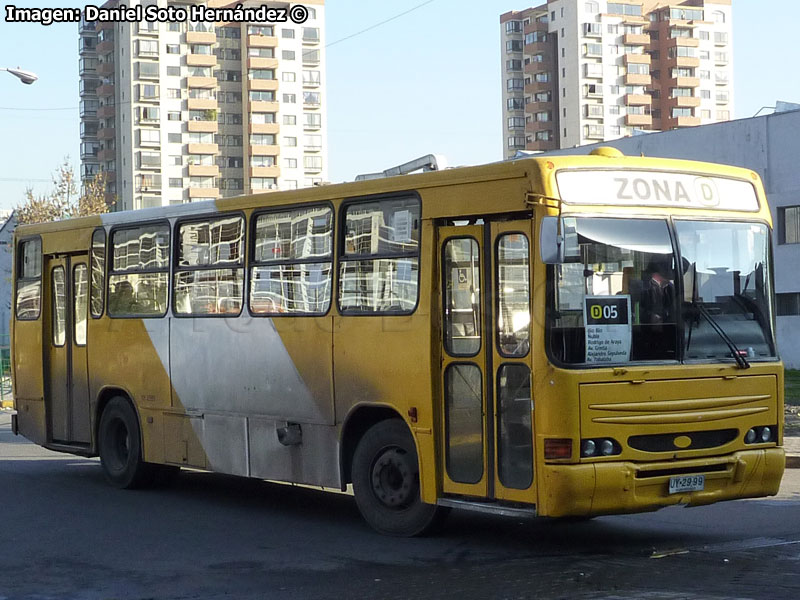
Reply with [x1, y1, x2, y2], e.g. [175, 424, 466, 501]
[1, 0, 799, 212]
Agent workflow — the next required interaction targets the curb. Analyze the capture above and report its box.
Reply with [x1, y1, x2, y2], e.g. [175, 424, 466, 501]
[787, 456, 800, 469]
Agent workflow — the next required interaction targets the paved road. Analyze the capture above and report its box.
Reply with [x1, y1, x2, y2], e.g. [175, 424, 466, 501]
[2, 411, 800, 600]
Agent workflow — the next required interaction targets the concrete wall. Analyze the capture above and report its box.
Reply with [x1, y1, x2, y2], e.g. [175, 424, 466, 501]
[538, 109, 800, 366]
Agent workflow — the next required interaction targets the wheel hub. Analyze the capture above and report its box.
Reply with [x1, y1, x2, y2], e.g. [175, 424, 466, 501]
[371, 448, 414, 508]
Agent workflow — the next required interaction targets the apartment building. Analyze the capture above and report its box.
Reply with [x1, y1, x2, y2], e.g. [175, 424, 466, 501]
[500, 0, 732, 158]
[79, 0, 326, 210]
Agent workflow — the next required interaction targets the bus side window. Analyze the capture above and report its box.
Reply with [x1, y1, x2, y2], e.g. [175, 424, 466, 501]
[174, 215, 245, 316]
[339, 195, 421, 314]
[90, 229, 106, 318]
[108, 223, 170, 317]
[16, 238, 42, 320]
[250, 205, 333, 315]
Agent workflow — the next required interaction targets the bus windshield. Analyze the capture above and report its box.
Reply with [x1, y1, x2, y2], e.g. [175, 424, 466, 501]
[547, 218, 776, 366]
[676, 220, 776, 362]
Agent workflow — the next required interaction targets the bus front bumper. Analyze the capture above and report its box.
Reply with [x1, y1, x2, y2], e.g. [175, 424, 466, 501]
[539, 448, 785, 518]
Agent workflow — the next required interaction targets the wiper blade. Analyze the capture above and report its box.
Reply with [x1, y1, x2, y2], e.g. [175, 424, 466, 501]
[696, 302, 750, 369]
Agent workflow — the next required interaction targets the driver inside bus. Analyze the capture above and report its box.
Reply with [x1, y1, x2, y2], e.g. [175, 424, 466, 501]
[640, 256, 676, 325]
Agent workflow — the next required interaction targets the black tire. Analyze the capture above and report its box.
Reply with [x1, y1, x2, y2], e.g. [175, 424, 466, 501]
[97, 396, 156, 489]
[352, 419, 449, 536]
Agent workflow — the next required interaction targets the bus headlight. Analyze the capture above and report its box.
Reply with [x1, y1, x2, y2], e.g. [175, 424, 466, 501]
[580, 438, 620, 458]
[745, 426, 776, 444]
[582, 439, 596, 457]
[600, 439, 615, 456]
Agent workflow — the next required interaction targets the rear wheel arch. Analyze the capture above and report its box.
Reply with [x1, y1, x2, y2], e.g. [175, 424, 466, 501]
[340, 404, 405, 486]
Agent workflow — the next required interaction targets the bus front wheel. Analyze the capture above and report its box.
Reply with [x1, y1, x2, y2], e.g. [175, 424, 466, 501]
[98, 396, 157, 489]
[351, 419, 448, 536]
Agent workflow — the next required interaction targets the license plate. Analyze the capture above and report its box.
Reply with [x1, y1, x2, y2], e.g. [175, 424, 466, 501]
[668, 474, 705, 494]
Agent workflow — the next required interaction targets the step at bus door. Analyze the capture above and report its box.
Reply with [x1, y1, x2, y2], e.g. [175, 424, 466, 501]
[45, 255, 91, 445]
[438, 221, 536, 503]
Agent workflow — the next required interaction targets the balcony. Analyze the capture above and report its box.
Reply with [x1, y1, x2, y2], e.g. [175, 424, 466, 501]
[585, 127, 605, 140]
[251, 165, 280, 178]
[189, 186, 219, 199]
[187, 53, 217, 68]
[135, 176, 162, 192]
[187, 98, 218, 110]
[250, 100, 279, 113]
[673, 36, 699, 47]
[249, 144, 280, 156]
[249, 79, 279, 92]
[673, 95, 701, 108]
[624, 73, 651, 86]
[97, 148, 115, 161]
[187, 143, 218, 154]
[247, 57, 278, 70]
[674, 115, 701, 127]
[250, 122, 280, 135]
[97, 104, 115, 118]
[97, 83, 114, 97]
[625, 114, 652, 127]
[187, 120, 218, 133]
[248, 34, 278, 48]
[623, 33, 650, 45]
[97, 39, 113, 53]
[186, 31, 216, 44]
[670, 76, 700, 88]
[98, 127, 115, 141]
[668, 55, 700, 68]
[97, 62, 114, 76]
[715, 74, 729, 86]
[188, 164, 220, 177]
[187, 76, 217, 88]
[625, 93, 652, 105]
[79, 39, 97, 56]
[624, 53, 651, 65]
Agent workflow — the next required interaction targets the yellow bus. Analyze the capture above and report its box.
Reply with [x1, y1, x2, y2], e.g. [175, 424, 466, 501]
[11, 148, 784, 536]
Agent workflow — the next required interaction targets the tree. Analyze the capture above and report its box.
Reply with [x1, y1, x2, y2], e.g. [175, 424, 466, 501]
[15, 158, 114, 225]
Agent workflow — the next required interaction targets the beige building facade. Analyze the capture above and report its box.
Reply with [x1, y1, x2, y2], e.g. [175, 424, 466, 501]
[80, 0, 326, 210]
[500, 0, 732, 158]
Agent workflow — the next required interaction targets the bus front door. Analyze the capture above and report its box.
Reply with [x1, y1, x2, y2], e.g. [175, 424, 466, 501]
[45, 255, 91, 445]
[438, 221, 535, 504]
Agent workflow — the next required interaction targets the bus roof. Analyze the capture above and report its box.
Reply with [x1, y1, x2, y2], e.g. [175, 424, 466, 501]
[15, 150, 767, 237]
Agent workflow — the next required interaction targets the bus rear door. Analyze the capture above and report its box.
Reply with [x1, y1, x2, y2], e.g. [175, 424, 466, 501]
[45, 254, 91, 446]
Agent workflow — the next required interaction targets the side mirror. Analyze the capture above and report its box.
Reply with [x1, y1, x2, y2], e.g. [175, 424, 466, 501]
[540, 217, 579, 264]
[539, 217, 562, 264]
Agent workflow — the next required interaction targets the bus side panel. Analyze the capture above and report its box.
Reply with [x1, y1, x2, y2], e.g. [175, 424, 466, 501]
[169, 315, 336, 481]
[89, 316, 173, 461]
[13, 320, 47, 446]
[333, 218, 437, 502]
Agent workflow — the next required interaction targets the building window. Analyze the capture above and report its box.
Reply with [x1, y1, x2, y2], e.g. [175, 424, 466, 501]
[282, 50, 295, 60]
[282, 72, 296, 82]
[777, 293, 800, 316]
[281, 28, 295, 38]
[166, 44, 179, 54]
[284, 158, 297, 168]
[284, 115, 297, 125]
[779, 206, 800, 245]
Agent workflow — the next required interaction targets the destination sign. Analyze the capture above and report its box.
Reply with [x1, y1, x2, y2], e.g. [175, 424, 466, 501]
[556, 170, 760, 211]
[584, 296, 632, 364]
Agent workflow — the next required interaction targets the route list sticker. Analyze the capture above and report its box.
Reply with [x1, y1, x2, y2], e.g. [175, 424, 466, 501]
[584, 296, 632, 364]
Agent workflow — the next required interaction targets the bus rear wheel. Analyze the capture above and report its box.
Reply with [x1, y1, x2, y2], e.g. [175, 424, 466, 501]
[352, 419, 448, 536]
[98, 396, 158, 489]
